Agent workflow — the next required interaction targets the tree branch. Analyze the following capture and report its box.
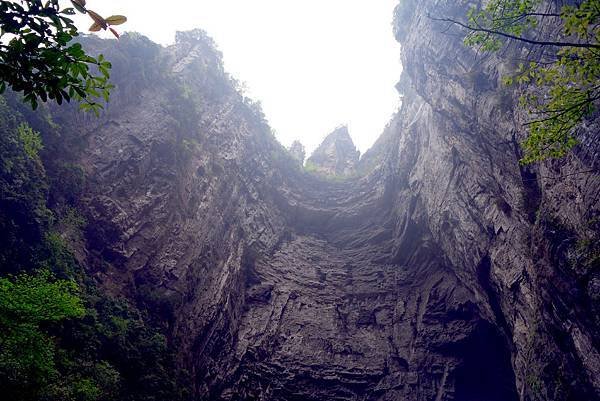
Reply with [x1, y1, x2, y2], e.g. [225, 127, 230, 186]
[524, 95, 600, 125]
[428, 14, 600, 49]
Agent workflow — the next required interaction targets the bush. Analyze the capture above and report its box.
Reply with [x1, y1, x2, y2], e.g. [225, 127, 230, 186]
[0, 271, 85, 400]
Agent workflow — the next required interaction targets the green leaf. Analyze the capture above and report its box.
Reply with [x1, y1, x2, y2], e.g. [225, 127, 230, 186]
[57, 31, 72, 45]
[61, 7, 76, 15]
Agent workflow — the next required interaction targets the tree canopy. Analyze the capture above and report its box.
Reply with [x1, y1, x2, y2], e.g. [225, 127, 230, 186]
[0, 0, 127, 113]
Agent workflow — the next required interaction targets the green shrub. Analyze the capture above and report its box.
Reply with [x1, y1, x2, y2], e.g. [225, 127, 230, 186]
[0, 271, 85, 399]
[17, 123, 44, 160]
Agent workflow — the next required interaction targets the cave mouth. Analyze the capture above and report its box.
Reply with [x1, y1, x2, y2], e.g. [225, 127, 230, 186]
[453, 321, 519, 401]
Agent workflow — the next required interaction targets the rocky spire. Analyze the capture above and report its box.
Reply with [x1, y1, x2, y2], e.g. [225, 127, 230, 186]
[306, 126, 360, 176]
[288, 140, 306, 167]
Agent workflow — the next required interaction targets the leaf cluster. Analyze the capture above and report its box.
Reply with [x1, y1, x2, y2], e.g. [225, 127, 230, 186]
[0, 270, 84, 395]
[0, 103, 53, 274]
[0, 0, 120, 113]
[464, 0, 542, 51]
[17, 122, 44, 159]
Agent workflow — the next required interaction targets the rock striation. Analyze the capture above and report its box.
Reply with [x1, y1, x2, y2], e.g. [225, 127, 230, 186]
[306, 126, 360, 176]
[7, 1, 599, 400]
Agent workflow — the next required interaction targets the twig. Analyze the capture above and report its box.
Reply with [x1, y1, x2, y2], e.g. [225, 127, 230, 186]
[427, 14, 600, 49]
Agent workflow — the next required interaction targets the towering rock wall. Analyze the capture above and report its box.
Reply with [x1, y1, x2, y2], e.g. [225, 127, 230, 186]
[385, 1, 600, 400]
[4, 1, 598, 400]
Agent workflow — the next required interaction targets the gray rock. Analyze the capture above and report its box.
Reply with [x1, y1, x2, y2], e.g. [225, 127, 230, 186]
[288, 141, 306, 167]
[306, 126, 360, 176]
[35, 4, 599, 400]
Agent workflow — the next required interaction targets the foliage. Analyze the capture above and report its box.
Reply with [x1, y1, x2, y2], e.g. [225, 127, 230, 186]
[58, 293, 191, 401]
[48, 162, 86, 206]
[0, 97, 192, 401]
[57, 206, 87, 238]
[0, 270, 84, 324]
[0, 0, 127, 113]
[463, 0, 544, 52]
[303, 160, 358, 182]
[0, 268, 191, 401]
[0, 271, 85, 399]
[0, 98, 52, 274]
[303, 160, 320, 174]
[435, 0, 600, 163]
[17, 123, 44, 160]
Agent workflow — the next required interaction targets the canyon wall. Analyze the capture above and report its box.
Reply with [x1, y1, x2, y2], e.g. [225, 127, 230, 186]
[4, 1, 598, 400]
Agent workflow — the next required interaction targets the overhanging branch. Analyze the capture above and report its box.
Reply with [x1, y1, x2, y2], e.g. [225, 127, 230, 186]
[427, 14, 600, 49]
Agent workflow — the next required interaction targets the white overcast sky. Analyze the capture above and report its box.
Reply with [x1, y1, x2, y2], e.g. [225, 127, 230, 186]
[68, 0, 402, 155]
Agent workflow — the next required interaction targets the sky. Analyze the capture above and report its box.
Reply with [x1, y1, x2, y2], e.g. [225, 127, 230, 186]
[67, 0, 402, 155]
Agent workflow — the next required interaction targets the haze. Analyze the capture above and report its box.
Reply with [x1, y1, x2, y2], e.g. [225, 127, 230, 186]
[69, 0, 401, 155]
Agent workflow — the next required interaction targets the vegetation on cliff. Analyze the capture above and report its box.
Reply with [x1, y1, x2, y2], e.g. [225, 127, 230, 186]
[1, 1, 598, 400]
[0, 78, 191, 401]
[0, 270, 85, 399]
[434, 0, 599, 163]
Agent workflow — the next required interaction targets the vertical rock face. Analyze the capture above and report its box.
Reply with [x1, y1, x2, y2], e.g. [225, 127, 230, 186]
[386, 2, 599, 400]
[306, 126, 360, 176]
[9, 2, 599, 400]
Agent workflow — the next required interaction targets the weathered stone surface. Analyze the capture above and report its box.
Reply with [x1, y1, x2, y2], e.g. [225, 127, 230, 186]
[32, 2, 599, 400]
[288, 141, 306, 167]
[306, 126, 360, 176]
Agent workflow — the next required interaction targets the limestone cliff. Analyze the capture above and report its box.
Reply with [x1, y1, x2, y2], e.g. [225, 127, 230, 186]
[288, 141, 305, 167]
[306, 126, 360, 176]
[3, 1, 599, 400]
